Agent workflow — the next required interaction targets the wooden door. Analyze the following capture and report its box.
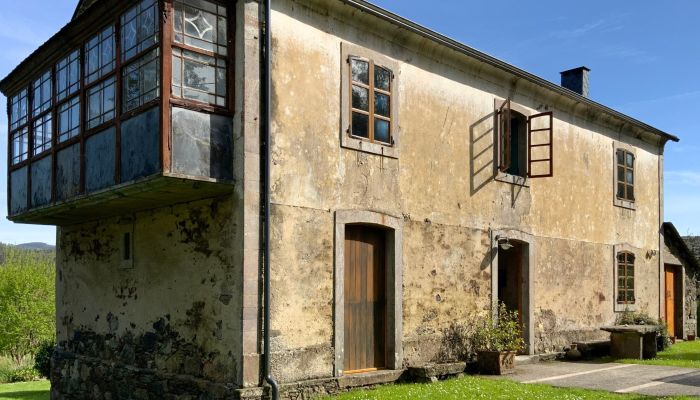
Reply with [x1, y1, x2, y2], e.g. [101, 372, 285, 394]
[344, 225, 387, 373]
[665, 266, 676, 338]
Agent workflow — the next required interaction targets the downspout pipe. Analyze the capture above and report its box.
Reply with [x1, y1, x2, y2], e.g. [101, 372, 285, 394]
[262, 0, 280, 399]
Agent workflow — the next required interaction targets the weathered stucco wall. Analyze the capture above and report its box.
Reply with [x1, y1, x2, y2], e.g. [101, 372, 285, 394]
[53, 196, 244, 398]
[267, 0, 663, 382]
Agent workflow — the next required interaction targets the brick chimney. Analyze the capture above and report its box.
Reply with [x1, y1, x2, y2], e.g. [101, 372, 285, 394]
[560, 66, 590, 97]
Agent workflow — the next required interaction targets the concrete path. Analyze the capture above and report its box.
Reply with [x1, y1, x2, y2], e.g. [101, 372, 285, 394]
[501, 361, 700, 397]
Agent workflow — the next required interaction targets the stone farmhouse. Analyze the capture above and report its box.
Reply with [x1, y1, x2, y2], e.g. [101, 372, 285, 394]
[0, 0, 690, 398]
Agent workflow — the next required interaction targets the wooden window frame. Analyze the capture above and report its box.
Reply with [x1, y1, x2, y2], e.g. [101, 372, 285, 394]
[617, 252, 635, 305]
[613, 244, 638, 312]
[613, 143, 636, 210]
[340, 43, 399, 159]
[169, 0, 231, 112]
[495, 97, 554, 186]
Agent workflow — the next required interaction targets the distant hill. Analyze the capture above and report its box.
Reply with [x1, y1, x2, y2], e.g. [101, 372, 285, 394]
[16, 242, 55, 251]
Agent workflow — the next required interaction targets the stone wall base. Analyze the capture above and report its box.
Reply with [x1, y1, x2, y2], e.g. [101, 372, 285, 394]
[51, 351, 238, 400]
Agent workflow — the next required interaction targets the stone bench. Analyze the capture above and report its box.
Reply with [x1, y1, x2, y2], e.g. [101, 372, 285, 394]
[407, 362, 467, 383]
[601, 325, 661, 360]
[573, 340, 611, 359]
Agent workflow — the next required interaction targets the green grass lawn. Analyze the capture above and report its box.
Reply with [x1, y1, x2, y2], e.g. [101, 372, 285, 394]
[0, 381, 49, 400]
[613, 340, 700, 369]
[327, 375, 693, 400]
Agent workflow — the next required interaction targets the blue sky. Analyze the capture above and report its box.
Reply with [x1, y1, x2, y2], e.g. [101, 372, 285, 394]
[1, 1, 699, 244]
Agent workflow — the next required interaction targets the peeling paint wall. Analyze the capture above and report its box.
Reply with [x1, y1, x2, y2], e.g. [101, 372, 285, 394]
[53, 196, 244, 397]
[267, 0, 663, 382]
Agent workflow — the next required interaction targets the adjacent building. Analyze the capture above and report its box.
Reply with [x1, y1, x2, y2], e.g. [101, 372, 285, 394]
[0, 0, 687, 398]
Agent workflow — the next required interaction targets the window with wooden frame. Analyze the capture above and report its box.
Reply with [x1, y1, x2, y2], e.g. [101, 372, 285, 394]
[121, 0, 159, 62]
[85, 26, 116, 85]
[171, 0, 228, 107]
[349, 57, 393, 145]
[58, 96, 81, 143]
[33, 113, 52, 155]
[32, 70, 52, 117]
[86, 76, 116, 129]
[56, 50, 81, 102]
[9, 89, 28, 131]
[122, 48, 160, 112]
[616, 149, 635, 202]
[495, 98, 554, 181]
[11, 127, 29, 165]
[617, 252, 635, 305]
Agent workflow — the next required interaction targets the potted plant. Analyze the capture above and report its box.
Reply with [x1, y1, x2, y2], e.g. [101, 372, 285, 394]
[472, 303, 525, 375]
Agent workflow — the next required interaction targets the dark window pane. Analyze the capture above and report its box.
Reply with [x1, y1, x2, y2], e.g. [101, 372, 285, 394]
[351, 59, 369, 84]
[374, 119, 390, 143]
[626, 152, 634, 168]
[617, 166, 625, 182]
[58, 96, 80, 143]
[628, 186, 634, 201]
[374, 92, 390, 117]
[617, 150, 624, 165]
[33, 114, 52, 154]
[10, 89, 28, 130]
[351, 85, 369, 111]
[122, 48, 160, 112]
[11, 127, 29, 164]
[351, 112, 368, 138]
[171, 48, 226, 106]
[121, 0, 159, 62]
[86, 77, 116, 129]
[375, 66, 391, 91]
[86, 26, 116, 84]
[626, 170, 634, 185]
[32, 70, 52, 116]
[56, 50, 81, 101]
[618, 277, 625, 289]
[617, 183, 625, 198]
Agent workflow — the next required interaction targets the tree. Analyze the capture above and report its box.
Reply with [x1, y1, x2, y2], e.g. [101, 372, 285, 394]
[0, 246, 55, 364]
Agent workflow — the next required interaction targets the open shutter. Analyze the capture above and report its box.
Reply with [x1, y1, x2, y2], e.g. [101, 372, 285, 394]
[498, 99, 511, 172]
[527, 111, 554, 178]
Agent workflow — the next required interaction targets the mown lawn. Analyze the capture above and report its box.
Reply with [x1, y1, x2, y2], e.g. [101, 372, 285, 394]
[0, 381, 49, 400]
[613, 340, 700, 369]
[326, 375, 693, 400]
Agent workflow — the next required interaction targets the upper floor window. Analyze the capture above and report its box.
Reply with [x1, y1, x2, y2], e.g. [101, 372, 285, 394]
[121, 0, 159, 62]
[123, 48, 160, 112]
[10, 89, 28, 131]
[171, 0, 228, 107]
[617, 252, 635, 305]
[56, 50, 81, 102]
[349, 58, 393, 145]
[32, 70, 52, 116]
[85, 26, 116, 84]
[58, 96, 81, 143]
[173, 0, 228, 55]
[616, 149, 635, 202]
[495, 98, 554, 181]
[11, 128, 29, 165]
[87, 76, 116, 129]
[33, 113, 52, 155]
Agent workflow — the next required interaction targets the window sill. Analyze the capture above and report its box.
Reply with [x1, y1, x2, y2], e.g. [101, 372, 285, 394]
[614, 198, 636, 210]
[615, 302, 637, 312]
[495, 171, 529, 187]
[341, 134, 398, 158]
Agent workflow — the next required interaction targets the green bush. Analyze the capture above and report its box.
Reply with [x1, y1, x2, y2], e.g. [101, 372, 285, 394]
[33, 341, 54, 379]
[0, 245, 56, 364]
[8, 367, 40, 383]
[472, 303, 525, 352]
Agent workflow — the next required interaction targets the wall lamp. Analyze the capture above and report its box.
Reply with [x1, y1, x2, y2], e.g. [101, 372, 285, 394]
[496, 235, 514, 251]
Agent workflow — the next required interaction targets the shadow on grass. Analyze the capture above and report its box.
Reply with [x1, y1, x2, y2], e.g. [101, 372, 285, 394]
[0, 390, 49, 400]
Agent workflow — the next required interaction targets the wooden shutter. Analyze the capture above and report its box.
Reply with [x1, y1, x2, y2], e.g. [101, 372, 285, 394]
[527, 111, 553, 178]
[498, 99, 511, 172]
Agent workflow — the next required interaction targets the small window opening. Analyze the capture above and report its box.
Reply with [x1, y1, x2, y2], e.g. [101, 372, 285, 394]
[507, 113, 528, 178]
[123, 232, 132, 261]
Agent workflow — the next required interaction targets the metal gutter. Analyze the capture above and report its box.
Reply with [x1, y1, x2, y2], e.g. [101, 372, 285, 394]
[262, 0, 280, 399]
[337, 0, 679, 143]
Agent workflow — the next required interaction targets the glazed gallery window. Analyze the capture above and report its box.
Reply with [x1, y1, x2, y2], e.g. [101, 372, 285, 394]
[32, 70, 52, 116]
[616, 149, 635, 202]
[617, 252, 635, 304]
[33, 114, 53, 154]
[56, 50, 81, 102]
[11, 128, 29, 165]
[172, 0, 228, 106]
[58, 96, 81, 142]
[173, 0, 228, 55]
[172, 48, 226, 106]
[121, 0, 159, 62]
[10, 89, 28, 131]
[349, 57, 393, 145]
[123, 48, 160, 112]
[85, 26, 116, 84]
[87, 77, 116, 129]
